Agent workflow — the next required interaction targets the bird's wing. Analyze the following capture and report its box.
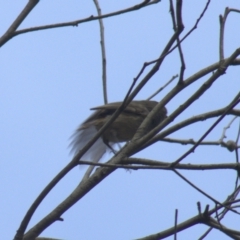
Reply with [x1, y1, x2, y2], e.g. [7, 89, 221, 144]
[90, 101, 154, 116]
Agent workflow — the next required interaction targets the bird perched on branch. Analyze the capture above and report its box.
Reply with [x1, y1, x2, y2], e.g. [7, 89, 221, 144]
[70, 100, 167, 163]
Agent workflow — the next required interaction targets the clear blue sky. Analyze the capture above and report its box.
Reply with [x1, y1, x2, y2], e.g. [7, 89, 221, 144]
[1, 1, 240, 239]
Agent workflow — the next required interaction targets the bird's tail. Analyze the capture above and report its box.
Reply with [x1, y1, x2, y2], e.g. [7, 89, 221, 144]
[69, 125, 110, 163]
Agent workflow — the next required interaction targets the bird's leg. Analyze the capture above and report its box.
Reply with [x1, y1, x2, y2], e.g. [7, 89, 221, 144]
[103, 130, 124, 154]
[103, 139, 117, 154]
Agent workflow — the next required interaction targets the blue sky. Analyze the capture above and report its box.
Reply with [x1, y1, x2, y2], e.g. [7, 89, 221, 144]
[1, 1, 240, 239]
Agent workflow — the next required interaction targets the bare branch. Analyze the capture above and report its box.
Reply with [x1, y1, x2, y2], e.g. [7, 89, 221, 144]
[219, 7, 240, 61]
[8, 0, 160, 44]
[93, 0, 108, 104]
[219, 116, 238, 142]
[137, 58, 240, 154]
[130, 52, 240, 159]
[161, 137, 240, 150]
[169, 0, 185, 83]
[146, 74, 178, 100]
[174, 209, 178, 240]
[0, 0, 39, 47]
[171, 92, 240, 166]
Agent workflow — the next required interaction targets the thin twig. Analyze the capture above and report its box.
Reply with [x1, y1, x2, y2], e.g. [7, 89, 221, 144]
[219, 8, 240, 61]
[219, 11, 225, 61]
[131, 52, 240, 157]
[81, 0, 108, 180]
[173, 169, 239, 215]
[146, 74, 178, 100]
[169, 0, 185, 84]
[77, 158, 240, 172]
[140, 0, 211, 70]
[144, 106, 240, 151]
[161, 137, 240, 150]
[234, 119, 240, 188]
[14, 159, 77, 240]
[169, 0, 211, 56]
[170, 92, 240, 166]
[131, 1, 184, 142]
[136, 201, 240, 240]
[93, 0, 108, 104]
[219, 116, 238, 142]
[174, 209, 178, 240]
[4, 0, 160, 47]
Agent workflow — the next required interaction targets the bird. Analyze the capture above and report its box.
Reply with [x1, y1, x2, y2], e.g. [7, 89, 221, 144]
[70, 100, 167, 163]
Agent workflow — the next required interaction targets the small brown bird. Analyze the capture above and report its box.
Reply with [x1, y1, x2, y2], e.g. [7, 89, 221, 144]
[70, 100, 167, 162]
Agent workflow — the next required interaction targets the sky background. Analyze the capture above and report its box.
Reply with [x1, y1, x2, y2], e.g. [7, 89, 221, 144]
[1, 0, 240, 239]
